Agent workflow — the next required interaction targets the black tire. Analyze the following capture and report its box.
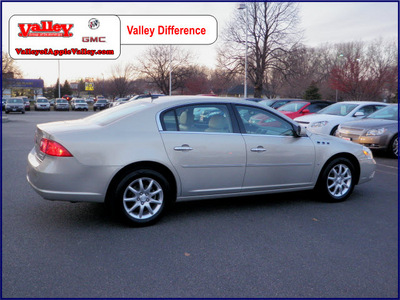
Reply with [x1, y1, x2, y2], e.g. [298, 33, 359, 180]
[21, 111, 25, 114]
[315, 157, 355, 202]
[5, 111, 9, 114]
[330, 125, 339, 136]
[113, 169, 172, 226]
[34, 107, 37, 111]
[388, 135, 398, 158]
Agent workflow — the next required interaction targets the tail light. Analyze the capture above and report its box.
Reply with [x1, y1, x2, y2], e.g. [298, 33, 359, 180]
[40, 138, 73, 157]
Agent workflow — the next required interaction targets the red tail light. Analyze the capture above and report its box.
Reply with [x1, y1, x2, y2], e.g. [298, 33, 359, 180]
[40, 138, 73, 157]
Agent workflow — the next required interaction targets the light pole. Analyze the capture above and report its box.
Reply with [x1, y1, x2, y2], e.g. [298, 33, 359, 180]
[238, 3, 248, 98]
[58, 60, 61, 98]
[169, 45, 172, 96]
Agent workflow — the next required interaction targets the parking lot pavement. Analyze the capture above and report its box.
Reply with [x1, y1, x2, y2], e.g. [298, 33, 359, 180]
[2, 110, 398, 298]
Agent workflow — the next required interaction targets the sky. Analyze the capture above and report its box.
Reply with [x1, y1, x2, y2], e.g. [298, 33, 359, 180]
[2, 1, 398, 87]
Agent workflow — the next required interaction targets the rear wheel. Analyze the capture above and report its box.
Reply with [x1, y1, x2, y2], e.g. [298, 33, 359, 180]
[316, 158, 355, 202]
[114, 169, 171, 226]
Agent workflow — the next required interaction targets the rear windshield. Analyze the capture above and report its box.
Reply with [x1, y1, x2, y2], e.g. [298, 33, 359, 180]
[85, 101, 150, 125]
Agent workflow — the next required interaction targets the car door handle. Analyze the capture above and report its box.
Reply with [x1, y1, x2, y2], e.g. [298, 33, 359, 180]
[174, 144, 193, 151]
[251, 146, 266, 152]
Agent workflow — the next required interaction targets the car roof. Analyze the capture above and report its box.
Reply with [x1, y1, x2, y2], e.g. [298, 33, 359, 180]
[334, 101, 386, 105]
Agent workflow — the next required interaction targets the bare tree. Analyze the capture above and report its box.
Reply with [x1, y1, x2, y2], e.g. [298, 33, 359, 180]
[2, 51, 23, 93]
[110, 63, 135, 98]
[218, 2, 303, 97]
[137, 45, 193, 94]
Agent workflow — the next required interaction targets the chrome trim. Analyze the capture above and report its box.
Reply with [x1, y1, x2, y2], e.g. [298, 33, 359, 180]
[246, 163, 312, 167]
[161, 131, 242, 136]
[182, 164, 245, 168]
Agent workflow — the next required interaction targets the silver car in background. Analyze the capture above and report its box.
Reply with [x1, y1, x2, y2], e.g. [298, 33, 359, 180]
[336, 104, 398, 158]
[27, 96, 376, 226]
[5, 97, 25, 114]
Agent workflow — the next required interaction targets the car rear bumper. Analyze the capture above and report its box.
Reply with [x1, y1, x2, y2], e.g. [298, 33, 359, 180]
[27, 148, 117, 203]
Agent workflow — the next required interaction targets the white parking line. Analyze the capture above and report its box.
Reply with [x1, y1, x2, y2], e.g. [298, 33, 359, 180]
[376, 163, 398, 170]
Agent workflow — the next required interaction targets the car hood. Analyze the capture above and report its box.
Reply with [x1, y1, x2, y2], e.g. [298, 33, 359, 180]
[340, 118, 397, 129]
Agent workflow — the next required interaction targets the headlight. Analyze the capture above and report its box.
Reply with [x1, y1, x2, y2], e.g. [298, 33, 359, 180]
[362, 146, 373, 159]
[366, 128, 387, 136]
[311, 121, 328, 128]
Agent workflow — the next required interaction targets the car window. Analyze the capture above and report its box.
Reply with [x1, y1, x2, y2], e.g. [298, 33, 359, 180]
[367, 105, 398, 120]
[162, 104, 233, 133]
[271, 100, 290, 109]
[317, 103, 358, 116]
[307, 103, 330, 113]
[37, 99, 48, 103]
[356, 105, 378, 116]
[278, 101, 307, 112]
[236, 105, 294, 136]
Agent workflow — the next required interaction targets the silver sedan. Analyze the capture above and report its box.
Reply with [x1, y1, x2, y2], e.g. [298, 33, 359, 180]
[27, 96, 376, 226]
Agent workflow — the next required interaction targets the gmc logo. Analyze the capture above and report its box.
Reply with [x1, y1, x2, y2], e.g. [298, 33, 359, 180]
[82, 37, 106, 42]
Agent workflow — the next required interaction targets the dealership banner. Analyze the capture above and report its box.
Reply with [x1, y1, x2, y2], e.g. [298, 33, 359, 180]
[9, 14, 218, 60]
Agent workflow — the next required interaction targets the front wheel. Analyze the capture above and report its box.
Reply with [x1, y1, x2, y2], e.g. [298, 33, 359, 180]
[388, 135, 398, 158]
[114, 169, 171, 226]
[315, 158, 355, 202]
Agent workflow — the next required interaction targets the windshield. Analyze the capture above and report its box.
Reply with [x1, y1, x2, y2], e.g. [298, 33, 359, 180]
[56, 100, 68, 103]
[85, 101, 150, 126]
[7, 98, 23, 104]
[75, 100, 86, 103]
[37, 99, 48, 103]
[367, 105, 398, 121]
[278, 101, 307, 112]
[317, 103, 358, 116]
[97, 100, 107, 103]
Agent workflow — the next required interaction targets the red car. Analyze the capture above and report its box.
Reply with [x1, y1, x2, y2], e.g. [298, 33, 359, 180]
[277, 100, 333, 119]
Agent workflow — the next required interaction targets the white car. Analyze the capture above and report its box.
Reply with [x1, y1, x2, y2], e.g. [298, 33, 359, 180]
[34, 97, 50, 111]
[295, 101, 388, 136]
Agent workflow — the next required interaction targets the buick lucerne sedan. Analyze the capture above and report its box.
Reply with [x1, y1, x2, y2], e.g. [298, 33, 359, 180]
[27, 96, 376, 226]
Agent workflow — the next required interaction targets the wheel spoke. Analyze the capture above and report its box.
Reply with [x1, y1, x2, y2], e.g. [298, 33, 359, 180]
[138, 205, 144, 219]
[128, 186, 139, 195]
[149, 199, 162, 205]
[139, 179, 145, 192]
[124, 196, 137, 202]
[150, 189, 162, 197]
[146, 180, 154, 192]
[128, 202, 140, 213]
[146, 203, 154, 215]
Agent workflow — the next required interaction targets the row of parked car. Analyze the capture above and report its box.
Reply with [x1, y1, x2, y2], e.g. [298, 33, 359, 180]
[250, 98, 397, 158]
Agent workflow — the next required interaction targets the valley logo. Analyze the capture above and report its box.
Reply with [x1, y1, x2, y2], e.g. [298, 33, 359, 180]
[18, 21, 74, 37]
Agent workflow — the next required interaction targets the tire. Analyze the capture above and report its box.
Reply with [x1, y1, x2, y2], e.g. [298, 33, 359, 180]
[22, 111, 25, 114]
[5, 111, 9, 114]
[330, 125, 339, 136]
[113, 169, 171, 226]
[34, 107, 37, 111]
[315, 157, 355, 202]
[388, 135, 398, 158]
[93, 107, 97, 111]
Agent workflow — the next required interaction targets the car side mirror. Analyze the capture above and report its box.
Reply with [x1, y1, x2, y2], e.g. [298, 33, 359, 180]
[302, 109, 310, 114]
[354, 111, 365, 117]
[293, 124, 303, 137]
